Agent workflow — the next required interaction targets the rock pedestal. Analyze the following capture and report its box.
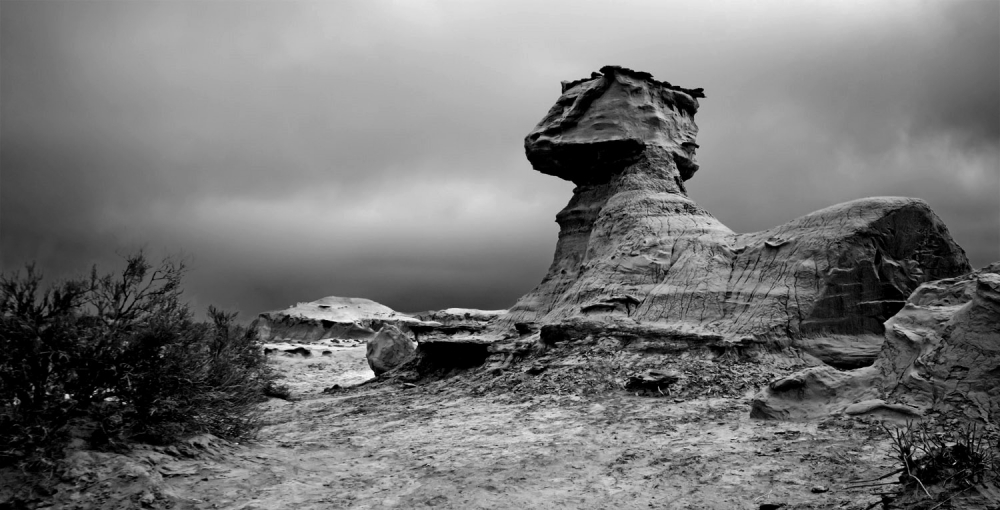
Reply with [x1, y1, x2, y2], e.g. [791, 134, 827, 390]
[501, 66, 971, 350]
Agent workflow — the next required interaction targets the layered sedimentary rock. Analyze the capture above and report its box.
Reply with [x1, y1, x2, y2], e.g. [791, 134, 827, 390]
[501, 65, 970, 349]
[258, 297, 510, 377]
[257, 296, 428, 343]
[401, 308, 508, 374]
[411, 308, 507, 339]
[752, 263, 1000, 421]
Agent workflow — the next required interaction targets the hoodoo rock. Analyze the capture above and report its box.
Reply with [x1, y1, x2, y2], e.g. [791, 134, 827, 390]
[501, 65, 970, 353]
[752, 263, 1000, 421]
[257, 296, 429, 343]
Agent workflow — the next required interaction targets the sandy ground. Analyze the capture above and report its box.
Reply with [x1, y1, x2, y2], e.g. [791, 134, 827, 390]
[6, 346, 926, 509]
[145, 348, 906, 508]
[262, 342, 375, 393]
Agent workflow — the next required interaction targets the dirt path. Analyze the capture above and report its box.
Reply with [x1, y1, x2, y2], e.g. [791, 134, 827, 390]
[146, 348, 896, 509]
[7, 347, 902, 509]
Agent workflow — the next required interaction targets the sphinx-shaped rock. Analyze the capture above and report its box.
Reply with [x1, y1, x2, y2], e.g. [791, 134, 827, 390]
[501, 66, 971, 351]
[752, 263, 1000, 421]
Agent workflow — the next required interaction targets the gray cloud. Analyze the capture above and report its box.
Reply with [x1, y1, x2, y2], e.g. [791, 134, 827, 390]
[2, 0, 997, 318]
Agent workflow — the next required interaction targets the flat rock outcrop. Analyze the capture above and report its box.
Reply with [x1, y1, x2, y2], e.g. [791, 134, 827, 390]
[257, 296, 428, 343]
[501, 65, 970, 353]
[411, 308, 507, 339]
[752, 263, 1000, 421]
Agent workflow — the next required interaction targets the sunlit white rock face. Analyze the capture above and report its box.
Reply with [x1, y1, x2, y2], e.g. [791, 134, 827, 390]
[503, 66, 971, 345]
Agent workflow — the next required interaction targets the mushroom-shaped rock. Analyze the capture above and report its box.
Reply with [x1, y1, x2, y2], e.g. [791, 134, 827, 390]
[499, 66, 971, 357]
[525, 65, 703, 186]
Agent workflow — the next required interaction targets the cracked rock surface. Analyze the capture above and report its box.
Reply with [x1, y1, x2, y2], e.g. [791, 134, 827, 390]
[752, 263, 1000, 421]
[501, 66, 971, 352]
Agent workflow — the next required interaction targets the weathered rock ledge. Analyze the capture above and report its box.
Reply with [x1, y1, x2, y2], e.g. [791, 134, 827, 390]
[411, 308, 507, 339]
[752, 263, 1000, 422]
[257, 298, 512, 378]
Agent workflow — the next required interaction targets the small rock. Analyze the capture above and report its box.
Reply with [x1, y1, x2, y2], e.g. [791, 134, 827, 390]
[626, 369, 681, 392]
[810, 485, 829, 493]
[283, 346, 311, 357]
[759, 504, 785, 510]
[524, 364, 546, 375]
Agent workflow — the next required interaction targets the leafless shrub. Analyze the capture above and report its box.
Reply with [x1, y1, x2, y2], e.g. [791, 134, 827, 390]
[0, 252, 278, 466]
[879, 420, 999, 507]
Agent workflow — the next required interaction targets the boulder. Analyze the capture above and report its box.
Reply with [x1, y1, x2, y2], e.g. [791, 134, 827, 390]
[366, 324, 417, 376]
[257, 296, 430, 343]
[873, 263, 1000, 421]
[752, 263, 1000, 421]
[500, 66, 970, 358]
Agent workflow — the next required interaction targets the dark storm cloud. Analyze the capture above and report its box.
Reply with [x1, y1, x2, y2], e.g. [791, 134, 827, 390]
[2, 0, 997, 318]
[685, 0, 999, 269]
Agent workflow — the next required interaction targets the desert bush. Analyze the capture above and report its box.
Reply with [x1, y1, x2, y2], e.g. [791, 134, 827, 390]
[0, 252, 277, 464]
[879, 420, 1000, 507]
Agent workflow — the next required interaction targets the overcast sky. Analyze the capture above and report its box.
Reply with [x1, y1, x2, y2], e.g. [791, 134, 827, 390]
[2, 0, 998, 319]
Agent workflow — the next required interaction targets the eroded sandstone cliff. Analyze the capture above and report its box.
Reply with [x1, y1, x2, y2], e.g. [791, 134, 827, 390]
[501, 65, 970, 348]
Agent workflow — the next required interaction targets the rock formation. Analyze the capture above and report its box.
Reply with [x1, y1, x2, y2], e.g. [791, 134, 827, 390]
[257, 297, 512, 378]
[366, 324, 417, 376]
[411, 308, 507, 340]
[257, 296, 428, 343]
[500, 65, 970, 353]
[752, 263, 1000, 421]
